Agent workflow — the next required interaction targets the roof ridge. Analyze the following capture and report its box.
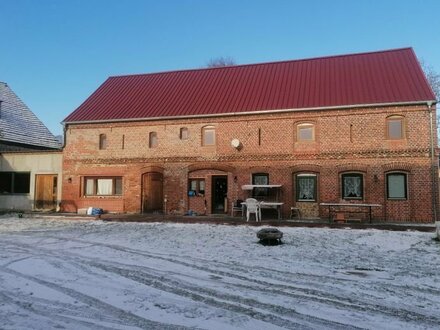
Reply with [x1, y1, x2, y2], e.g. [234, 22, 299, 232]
[108, 47, 414, 79]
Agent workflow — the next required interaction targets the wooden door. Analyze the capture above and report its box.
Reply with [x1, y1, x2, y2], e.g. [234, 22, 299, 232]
[142, 172, 163, 213]
[35, 175, 58, 210]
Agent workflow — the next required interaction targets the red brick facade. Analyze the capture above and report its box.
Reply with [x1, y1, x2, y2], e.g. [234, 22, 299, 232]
[62, 104, 438, 222]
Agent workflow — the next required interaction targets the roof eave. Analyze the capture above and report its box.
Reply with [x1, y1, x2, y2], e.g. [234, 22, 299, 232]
[0, 138, 62, 150]
[62, 100, 437, 126]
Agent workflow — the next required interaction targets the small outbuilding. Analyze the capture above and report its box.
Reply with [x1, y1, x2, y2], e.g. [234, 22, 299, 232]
[0, 82, 62, 211]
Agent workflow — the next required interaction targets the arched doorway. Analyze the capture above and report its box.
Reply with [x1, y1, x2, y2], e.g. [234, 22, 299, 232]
[187, 163, 236, 215]
[141, 172, 163, 213]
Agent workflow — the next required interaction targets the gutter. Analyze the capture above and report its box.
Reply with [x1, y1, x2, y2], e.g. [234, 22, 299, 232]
[428, 101, 438, 223]
[62, 100, 437, 126]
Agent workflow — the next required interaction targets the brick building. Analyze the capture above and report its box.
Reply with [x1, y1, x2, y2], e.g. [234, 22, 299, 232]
[62, 48, 438, 222]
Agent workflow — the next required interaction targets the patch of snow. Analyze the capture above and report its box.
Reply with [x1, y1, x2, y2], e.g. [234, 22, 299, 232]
[0, 216, 439, 329]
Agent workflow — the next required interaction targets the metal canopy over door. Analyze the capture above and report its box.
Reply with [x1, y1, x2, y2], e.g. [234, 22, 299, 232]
[142, 172, 163, 213]
[35, 174, 58, 210]
[212, 176, 227, 214]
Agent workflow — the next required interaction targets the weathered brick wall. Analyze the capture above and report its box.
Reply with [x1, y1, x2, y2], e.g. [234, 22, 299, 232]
[62, 104, 438, 222]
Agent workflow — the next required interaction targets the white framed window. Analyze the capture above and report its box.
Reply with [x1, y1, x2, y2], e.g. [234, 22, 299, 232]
[296, 174, 317, 201]
[188, 179, 205, 196]
[84, 177, 123, 196]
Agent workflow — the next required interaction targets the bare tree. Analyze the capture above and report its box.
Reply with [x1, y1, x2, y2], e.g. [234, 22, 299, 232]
[420, 59, 440, 100]
[206, 56, 236, 68]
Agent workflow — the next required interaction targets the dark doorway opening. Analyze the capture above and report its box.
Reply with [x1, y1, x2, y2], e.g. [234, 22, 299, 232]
[212, 176, 227, 214]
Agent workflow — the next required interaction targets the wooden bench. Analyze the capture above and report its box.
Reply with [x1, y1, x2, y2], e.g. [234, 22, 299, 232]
[335, 211, 363, 223]
[334, 211, 346, 223]
[320, 203, 381, 224]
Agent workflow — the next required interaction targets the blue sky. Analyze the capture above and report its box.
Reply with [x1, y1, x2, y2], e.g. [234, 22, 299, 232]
[1, 0, 439, 136]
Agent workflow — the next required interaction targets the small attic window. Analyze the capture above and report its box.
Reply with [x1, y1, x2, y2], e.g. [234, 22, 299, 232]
[149, 132, 158, 148]
[386, 115, 405, 140]
[202, 126, 215, 146]
[297, 123, 315, 142]
[180, 127, 189, 140]
[99, 134, 107, 150]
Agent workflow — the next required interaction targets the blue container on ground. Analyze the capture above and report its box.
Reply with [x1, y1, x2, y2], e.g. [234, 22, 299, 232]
[91, 208, 103, 215]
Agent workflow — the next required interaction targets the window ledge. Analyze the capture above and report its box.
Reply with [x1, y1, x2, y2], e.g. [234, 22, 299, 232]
[82, 195, 123, 199]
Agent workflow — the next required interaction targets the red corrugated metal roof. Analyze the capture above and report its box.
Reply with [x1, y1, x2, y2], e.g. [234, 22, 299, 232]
[63, 48, 436, 123]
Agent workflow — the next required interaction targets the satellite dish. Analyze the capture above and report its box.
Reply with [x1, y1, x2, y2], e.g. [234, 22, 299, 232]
[231, 139, 241, 149]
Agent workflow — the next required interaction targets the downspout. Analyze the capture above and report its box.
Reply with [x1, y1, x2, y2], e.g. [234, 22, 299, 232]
[428, 101, 438, 222]
[62, 124, 67, 148]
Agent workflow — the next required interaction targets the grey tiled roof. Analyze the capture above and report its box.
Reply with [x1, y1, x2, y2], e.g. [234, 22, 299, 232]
[0, 82, 61, 150]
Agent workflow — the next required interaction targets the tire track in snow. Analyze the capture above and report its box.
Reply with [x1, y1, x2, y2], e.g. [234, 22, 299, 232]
[0, 238, 353, 330]
[0, 290, 123, 330]
[2, 232, 439, 328]
[84, 260, 350, 330]
[28, 233, 440, 297]
[80, 255, 440, 328]
[0, 266, 193, 330]
[24, 234, 439, 326]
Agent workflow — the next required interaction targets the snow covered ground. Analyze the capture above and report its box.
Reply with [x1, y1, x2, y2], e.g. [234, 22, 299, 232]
[0, 215, 439, 330]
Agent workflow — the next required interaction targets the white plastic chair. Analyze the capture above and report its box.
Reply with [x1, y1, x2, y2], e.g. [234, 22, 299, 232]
[245, 198, 260, 222]
[231, 200, 244, 217]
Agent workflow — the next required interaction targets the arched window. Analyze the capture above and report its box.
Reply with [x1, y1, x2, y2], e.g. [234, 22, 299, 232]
[202, 126, 215, 146]
[386, 172, 408, 199]
[180, 127, 189, 140]
[149, 132, 158, 148]
[386, 115, 405, 140]
[99, 134, 107, 150]
[296, 123, 315, 142]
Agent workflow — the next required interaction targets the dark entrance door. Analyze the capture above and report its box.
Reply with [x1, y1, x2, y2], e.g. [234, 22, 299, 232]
[212, 176, 227, 213]
[142, 172, 163, 213]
